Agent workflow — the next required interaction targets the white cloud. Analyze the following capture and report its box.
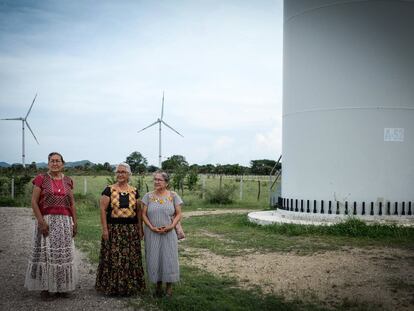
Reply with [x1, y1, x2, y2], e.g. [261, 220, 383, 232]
[0, 1, 283, 166]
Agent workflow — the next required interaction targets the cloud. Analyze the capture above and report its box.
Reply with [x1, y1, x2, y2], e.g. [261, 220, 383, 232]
[255, 122, 282, 156]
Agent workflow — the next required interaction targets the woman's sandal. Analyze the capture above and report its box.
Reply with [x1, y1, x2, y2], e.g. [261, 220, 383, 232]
[57, 292, 70, 298]
[40, 290, 53, 301]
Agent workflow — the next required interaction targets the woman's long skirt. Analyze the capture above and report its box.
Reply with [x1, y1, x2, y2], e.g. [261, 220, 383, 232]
[24, 214, 78, 292]
[144, 226, 180, 283]
[95, 224, 146, 296]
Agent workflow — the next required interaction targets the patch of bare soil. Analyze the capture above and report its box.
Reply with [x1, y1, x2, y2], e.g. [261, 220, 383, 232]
[181, 212, 414, 311]
[183, 209, 253, 218]
[0, 207, 143, 311]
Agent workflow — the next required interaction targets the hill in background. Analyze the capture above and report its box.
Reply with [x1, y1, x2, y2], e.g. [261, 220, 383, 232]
[0, 160, 95, 168]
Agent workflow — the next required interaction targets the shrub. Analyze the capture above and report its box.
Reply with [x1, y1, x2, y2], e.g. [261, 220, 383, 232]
[186, 169, 198, 191]
[0, 197, 20, 207]
[172, 168, 187, 192]
[205, 184, 237, 204]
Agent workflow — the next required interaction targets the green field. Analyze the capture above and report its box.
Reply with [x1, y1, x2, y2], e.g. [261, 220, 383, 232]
[3, 174, 412, 310]
[71, 174, 277, 211]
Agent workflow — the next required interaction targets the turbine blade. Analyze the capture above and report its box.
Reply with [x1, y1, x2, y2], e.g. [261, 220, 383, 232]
[137, 120, 159, 133]
[25, 93, 37, 119]
[161, 91, 165, 121]
[1, 117, 22, 121]
[25, 121, 39, 144]
[161, 120, 184, 137]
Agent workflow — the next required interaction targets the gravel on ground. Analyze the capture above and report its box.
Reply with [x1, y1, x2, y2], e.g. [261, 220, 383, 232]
[0, 207, 143, 311]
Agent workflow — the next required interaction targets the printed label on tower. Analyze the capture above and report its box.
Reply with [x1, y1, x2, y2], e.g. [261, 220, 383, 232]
[384, 128, 404, 142]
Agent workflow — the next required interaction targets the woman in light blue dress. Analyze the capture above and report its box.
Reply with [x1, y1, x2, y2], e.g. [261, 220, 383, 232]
[142, 170, 183, 297]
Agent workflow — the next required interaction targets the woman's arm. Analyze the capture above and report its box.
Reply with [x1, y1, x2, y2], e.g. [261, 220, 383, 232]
[166, 203, 182, 232]
[136, 199, 144, 239]
[31, 185, 48, 237]
[100, 195, 110, 240]
[70, 190, 78, 237]
[142, 203, 163, 234]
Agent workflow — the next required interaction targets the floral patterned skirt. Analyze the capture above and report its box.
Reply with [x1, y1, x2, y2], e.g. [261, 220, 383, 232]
[95, 223, 146, 296]
[24, 214, 78, 292]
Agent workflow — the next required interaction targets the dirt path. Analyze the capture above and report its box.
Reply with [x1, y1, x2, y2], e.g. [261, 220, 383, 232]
[182, 208, 253, 218]
[2, 207, 413, 310]
[0, 207, 140, 311]
[181, 209, 414, 310]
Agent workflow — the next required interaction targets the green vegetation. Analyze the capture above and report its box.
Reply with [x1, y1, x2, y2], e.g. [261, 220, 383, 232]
[205, 184, 238, 204]
[2, 160, 412, 311]
[181, 215, 414, 256]
[74, 193, 413, 311]
[130, 266, 327, 311]
[75, 194, 101, 263]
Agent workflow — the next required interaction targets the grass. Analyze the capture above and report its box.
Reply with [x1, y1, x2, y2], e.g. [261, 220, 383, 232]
[0, 173, 275, 211]
[130, 265, 328, 311]
[74, 195, 414, 311]
[179, 214, 414, 257]
[75, 198, 102, 263]
[70, 175, 275, 211]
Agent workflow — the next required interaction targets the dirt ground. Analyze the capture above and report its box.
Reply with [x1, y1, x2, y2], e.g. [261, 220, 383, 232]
[0, 207, 141, 311]
[1, 207, 413, 311]
[181, 209, 414, 311]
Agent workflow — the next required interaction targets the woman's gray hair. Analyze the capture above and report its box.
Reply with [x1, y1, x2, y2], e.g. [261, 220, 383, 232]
[154, 170, 170, 183]
[115, 162, 132, 176]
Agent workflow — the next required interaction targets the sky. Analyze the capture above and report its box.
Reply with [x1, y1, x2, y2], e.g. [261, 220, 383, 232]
[0, 0, 283, 167]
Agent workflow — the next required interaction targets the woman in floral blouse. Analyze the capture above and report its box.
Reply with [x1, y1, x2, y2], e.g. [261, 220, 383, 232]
[95, 162, 145, 296]
[142, 170, 183, 297]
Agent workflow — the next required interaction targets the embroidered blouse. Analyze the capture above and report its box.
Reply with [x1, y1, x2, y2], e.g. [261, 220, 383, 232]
[32, 173, 74, 217]
[102, 185, 140, 224]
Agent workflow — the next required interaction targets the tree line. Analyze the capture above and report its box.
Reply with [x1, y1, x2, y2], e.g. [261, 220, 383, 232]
[0, 151, 281, 176]
[125, 152, 281, 176]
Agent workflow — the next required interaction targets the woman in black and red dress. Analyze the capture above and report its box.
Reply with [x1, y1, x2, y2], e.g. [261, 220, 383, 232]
[25, 152, 78, 300]
[95, 162, 146, 296]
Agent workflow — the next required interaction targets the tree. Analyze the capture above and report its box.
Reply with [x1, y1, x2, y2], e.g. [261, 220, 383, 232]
[186, 167, 199, 190]
[103, 162, 112, 172]
[250, 159, 278, 175]
[28, 162, 37, 170]
[198, 164, 215, 174]
[161, 155, 188, 173]
[147, 165, 158, 173]
[126, 151, 148, 174]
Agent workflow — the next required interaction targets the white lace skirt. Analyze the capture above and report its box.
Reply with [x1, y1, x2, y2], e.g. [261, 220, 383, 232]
[24, 214, 78, 292]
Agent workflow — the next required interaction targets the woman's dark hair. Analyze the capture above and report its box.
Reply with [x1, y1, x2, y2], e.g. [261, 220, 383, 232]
[48, 152, 65, 164]
[154, 170, 170, 183]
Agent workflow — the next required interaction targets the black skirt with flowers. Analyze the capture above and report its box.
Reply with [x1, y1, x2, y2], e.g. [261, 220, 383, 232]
[95, 224, 146, 296]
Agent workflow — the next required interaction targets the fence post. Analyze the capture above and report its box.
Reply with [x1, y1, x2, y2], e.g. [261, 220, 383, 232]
[11, 178, 15, 199]
[219, 175, 223, 189]
[83, 177, 87, 195]
[202, 175, 206, 199]
[239, 175, 243, 200]
[257, 180, 261, 201]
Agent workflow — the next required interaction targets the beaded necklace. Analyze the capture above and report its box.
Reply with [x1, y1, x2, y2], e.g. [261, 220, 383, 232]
[48, 172, 64, 193]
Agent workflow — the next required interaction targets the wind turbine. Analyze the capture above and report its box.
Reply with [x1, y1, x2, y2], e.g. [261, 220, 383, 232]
[138, 92, 183, 168]
[1, 94, 39, 167]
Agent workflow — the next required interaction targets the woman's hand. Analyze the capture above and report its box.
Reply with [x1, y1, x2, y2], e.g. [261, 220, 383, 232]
[102, 228, 109, 241]
[162, 225, 174, 233]
[72, 223, 78, 237]
[157, 225, 174, 234]
[152, 226, 165, 234]
[39, 220, 49, 237]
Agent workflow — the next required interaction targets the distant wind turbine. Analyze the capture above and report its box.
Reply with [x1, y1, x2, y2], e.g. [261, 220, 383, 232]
[137, 92, 183, 168]
[1, 94, 39, 167]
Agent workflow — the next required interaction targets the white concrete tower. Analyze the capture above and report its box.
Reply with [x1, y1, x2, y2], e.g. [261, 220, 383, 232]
[281, 0, 414, 218]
